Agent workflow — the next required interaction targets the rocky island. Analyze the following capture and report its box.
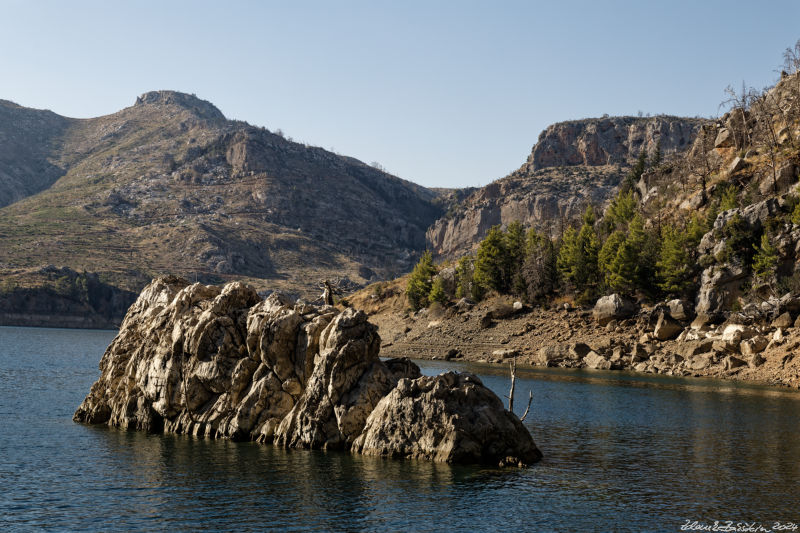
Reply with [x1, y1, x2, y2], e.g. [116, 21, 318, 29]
[74, 276, 541, 467]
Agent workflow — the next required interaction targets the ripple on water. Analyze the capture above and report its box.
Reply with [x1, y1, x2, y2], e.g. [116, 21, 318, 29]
[1, 326, 799, 531]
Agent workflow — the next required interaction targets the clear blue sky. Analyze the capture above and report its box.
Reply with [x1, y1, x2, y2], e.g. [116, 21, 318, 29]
[1, 0, 798, 188]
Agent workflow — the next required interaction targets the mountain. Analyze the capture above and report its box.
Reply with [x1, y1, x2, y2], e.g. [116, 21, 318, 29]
[0, 91, 443, 311]
[0, 100, 73, 207]
[427, 116, 705, 259]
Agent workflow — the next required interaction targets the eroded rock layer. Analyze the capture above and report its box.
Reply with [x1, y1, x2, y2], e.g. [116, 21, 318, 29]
[74, 276, 540, 466]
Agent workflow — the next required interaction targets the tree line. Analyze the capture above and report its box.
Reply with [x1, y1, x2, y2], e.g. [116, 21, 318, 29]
[406, 151, 784, 311]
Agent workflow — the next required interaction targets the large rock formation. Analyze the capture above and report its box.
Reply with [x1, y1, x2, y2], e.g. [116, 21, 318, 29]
[74, 276, 541, 466]
[427, 116, 704, 259]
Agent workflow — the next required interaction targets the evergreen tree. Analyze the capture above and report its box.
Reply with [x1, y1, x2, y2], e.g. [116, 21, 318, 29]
[428, 276, 448, 305]
[521, 229, 558, 301]
[406, 250, 437, 311]
[752, 233, 779, 280]
[621, 149, 648, 193]
[791, 199, 800, 226]
[454, 255, 474, 299]
[686, 212, 709, 249]
[606, 189, 637, 230]
[503, 221, 527, 295]
[557, 207, 600, 298]
[719, 184, 739, 212]
[657, 224, 693, 295]
[651, 140, 662, 167]
[598, 214, 654, 295]
[598, 230, 626, 287]
[472, 226, 508, 299]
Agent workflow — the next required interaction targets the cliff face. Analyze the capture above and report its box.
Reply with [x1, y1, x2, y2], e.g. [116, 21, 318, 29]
[427, 116, 704, 259]
[0, 266, 137, 328]
[529, 116, 701, 170]
[0, 91, 443, 307]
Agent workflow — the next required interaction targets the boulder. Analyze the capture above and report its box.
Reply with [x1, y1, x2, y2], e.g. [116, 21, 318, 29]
[569, 342, 592, 359]
[583, 351, 612, 370]
[630, 343, 649, 363]
[772, 312, 793, 329]
[740, 336, 768, 356]
[728, 156, 746, 175]
[714, 128, 734, 148]
[492, 348, 519, 359]
[687, 353, 715, 371]
[593, 294, 636, 326]
[75, 277, 540, 467]
[351, 372, 543, 466]
[758, 162, 797, 195]
[666, 299, 694, 321]
[653, 312, 683, 340]
[721, 324, 757, 343]
[680, 339, 715, 358]
[724, 355, 747, 371]
[535, 343, 572, 367]
[443, 348, 459, 361]
[695, 265, 748, 323]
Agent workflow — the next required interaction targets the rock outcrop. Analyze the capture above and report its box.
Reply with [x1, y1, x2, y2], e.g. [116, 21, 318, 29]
[529, 116, 702, 170]
[352, 372, 542, 466]
[74, 277, 541, 466]
[427, 116, 704, 259]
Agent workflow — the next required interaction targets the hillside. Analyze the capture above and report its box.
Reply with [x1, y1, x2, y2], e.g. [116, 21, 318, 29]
[351, 70, 800, 388]
[0, 91, 443, 322]
[427, 116, 704, 259]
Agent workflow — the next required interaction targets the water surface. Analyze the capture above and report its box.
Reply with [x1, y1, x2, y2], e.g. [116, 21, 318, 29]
[1, 326, 798, 531]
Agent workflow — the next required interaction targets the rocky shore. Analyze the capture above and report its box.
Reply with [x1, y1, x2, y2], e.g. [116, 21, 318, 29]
[350, 285, 800, 390]
[74, 276, 541, 467]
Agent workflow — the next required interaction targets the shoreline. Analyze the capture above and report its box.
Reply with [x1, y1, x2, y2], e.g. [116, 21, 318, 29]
[351, 290, 800, 391]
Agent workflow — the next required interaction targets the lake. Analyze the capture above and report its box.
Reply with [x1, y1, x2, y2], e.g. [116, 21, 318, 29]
[1, 325, 798, 532]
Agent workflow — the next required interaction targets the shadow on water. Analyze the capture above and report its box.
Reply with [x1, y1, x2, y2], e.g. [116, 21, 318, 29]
[2, 327, 799, 531]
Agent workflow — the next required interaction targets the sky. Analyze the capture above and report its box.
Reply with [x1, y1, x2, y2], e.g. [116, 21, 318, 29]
[1, 0, 799, 189]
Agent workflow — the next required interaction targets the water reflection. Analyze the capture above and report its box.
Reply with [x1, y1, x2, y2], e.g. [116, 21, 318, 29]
[2, 327, 799, 531]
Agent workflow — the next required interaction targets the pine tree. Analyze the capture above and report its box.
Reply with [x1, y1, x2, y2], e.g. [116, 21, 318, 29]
[428, 276, 448, 305]
[621, 149, 648, 193]
[503, 221, 526, 295]
[686, 212, 709, 249]
[454, 255, 474, 299]
[718, 184, 739, 212]
[473, 226, 508, 299]
[657, 224, 693, 295]
[599, 230, 626, 288]
[752, 233, 779, 280]
[406, 250, 437, 311]
[557, 207, 600, 297]
[521, 229, 558, 301]
[606, 189, 637, 230]
[651, 140, 662, 167]
[598, 214, 653, 295]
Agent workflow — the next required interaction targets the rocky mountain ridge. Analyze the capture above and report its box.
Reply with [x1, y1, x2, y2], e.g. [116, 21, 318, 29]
[427, 116, 705, 259]
[0, 91, 444, 311]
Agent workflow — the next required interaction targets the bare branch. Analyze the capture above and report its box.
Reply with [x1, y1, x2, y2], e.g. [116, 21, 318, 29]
[520, 391, 533, 422]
